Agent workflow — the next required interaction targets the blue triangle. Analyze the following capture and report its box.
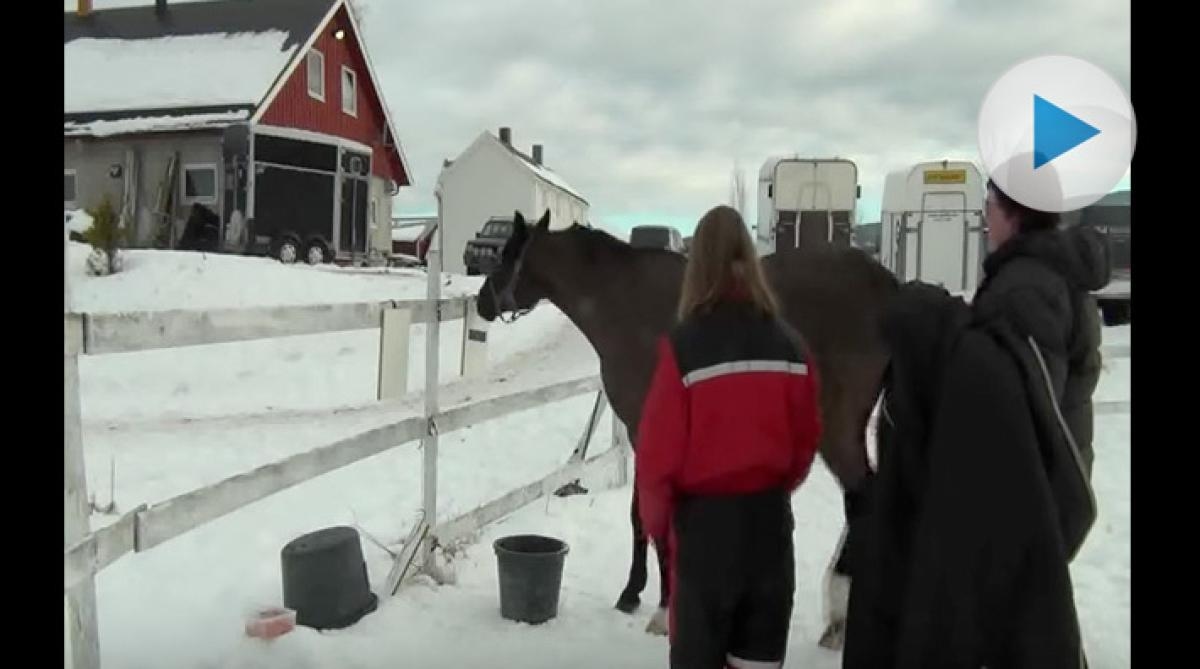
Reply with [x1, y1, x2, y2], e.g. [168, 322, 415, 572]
[1034, 95, 1100, 169]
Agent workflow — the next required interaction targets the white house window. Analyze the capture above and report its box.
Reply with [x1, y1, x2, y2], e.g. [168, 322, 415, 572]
[182, 164, 218, 205]
[307, 50, 325, 101]
[341, 66, 357, 116]
[64, 169, 77, 209]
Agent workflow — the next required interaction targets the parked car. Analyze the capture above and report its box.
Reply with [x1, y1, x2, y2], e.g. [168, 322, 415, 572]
[630, 225, 685, 253]
[463, 216, 516, 276]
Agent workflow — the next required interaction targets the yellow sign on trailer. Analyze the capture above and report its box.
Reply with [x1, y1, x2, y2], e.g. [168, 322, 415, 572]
[923, 169, 967, 185]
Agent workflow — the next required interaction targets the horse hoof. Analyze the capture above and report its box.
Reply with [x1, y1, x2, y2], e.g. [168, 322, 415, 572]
[818, 621, 846, 650]
[644, 607, 669, 636]
[615, 594, 640, 614]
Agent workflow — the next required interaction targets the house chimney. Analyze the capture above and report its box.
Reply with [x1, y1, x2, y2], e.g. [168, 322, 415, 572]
[532, 144, 543, 165]
[499, 127, 512, 146]
[156, 0, 168, 15]
[77, 0, 93, 16]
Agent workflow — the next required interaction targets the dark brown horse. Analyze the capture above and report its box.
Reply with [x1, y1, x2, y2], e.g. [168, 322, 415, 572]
[477, 211, 896, 641]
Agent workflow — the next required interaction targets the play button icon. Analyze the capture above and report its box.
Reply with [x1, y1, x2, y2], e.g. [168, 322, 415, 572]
[978, 55, 1134, 212]
[1034, 95, 1100, 168]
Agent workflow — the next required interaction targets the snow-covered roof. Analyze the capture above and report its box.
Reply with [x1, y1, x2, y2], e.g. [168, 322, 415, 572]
[62, 0, 412, 187]
[391, 221, 435, 242]
[63, 0, 334, 136]
[64, 32, 297, 115]
[493, 135, 588, 204]
[527, 159, 587, 204]
[64, 109, 251, 138]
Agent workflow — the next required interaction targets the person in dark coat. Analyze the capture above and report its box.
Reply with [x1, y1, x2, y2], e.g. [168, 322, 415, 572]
[972, 179, 1111, 480]
[833, 177, 1110, 630]
[637, 205, 823, 669]
[843, 282, 1088, 669]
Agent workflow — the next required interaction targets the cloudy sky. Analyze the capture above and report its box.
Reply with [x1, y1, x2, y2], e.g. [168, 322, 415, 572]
[70, 0, 1131, 235]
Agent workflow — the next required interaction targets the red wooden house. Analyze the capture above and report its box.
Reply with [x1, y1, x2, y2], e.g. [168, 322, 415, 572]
[64, 0, 412, 265]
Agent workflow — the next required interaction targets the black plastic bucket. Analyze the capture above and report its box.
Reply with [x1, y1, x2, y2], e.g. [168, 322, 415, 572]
[281, 526, 378, 630]
[493, 534, 570, 624]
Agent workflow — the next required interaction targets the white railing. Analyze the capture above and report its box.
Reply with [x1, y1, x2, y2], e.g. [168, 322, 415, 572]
[62, 243, 628, 669]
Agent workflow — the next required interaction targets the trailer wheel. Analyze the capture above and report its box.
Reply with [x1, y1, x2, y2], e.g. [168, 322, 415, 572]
[272, 235, 300, 264]
[304, 239, 331, 265]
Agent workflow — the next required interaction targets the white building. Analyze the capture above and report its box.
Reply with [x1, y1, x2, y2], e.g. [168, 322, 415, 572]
[436, 127, 588, 274]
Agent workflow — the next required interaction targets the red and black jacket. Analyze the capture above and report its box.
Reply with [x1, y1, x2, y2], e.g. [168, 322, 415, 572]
[635, 299, 822, 542]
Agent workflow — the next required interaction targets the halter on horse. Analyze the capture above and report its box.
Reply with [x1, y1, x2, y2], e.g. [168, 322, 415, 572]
[487, 229, 535, 323]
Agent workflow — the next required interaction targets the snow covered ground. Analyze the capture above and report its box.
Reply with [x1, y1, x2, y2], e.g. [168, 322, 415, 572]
[68, 247, 1130, 668]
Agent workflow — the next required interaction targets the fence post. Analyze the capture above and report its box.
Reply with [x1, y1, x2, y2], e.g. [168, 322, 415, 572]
[420, 241, 442, 580]
[459, 296, 489, 379]
[377, 306, 412, 400]
[65, 224, 101, 669]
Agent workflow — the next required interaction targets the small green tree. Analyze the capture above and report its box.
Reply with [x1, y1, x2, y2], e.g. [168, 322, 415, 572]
[84, 194, 126, 275]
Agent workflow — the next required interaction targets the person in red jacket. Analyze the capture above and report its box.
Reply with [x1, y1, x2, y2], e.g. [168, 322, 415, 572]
[637, 205, 822, 669]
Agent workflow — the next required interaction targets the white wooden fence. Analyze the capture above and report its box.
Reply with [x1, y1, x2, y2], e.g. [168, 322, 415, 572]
[62, 244, 629, 669]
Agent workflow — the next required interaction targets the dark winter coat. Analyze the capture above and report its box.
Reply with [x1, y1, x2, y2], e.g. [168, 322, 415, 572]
[971, 226, 1111, 480]
[843, 283, 1086, 669]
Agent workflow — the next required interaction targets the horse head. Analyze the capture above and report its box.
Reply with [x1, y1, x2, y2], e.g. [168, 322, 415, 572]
[477, 209, 552, 322]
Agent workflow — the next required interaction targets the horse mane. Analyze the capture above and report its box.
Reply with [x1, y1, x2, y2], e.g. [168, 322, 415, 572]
[562, 223, 685, 265]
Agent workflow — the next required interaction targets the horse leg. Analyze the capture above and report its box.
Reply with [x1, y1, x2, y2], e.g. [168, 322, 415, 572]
[616, 486, 648, 614]
[645, 535, 671, 636]
[819, 522, 853, 650]
[819, 357, 887, 651]
[815, 370, 859, 651]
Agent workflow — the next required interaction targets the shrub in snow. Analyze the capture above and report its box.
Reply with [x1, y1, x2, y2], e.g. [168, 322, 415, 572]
[83, 194, 127, 275]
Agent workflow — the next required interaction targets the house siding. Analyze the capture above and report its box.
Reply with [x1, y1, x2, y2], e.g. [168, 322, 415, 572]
[258, 6, 407, 186]
[64, 133, 224, 248]
[439, 138, 535, 275]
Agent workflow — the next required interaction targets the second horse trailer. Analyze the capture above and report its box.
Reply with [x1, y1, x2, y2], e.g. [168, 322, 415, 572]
[880, 160, 987, 294]
[757, 157, 859, 254]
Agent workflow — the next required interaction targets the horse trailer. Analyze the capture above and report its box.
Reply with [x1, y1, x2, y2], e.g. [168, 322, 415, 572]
[879, 160, 987, 294]
[221, 125, 379, 266]
[756, 157, 859, 254]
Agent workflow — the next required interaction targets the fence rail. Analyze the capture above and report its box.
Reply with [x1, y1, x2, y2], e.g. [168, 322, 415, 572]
[63, 239, 622, 669]
[63, 372, 603, 592]
[70, 297, 469, 355]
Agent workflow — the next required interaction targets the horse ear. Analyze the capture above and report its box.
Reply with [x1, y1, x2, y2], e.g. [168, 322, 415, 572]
[513, 211, 526, 230]
[536, 209, 551, 231]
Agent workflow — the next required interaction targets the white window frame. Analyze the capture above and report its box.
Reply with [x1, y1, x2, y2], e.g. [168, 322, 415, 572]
[64, 169, 78, 209]
[181, 163, 219, 206]
[307, 49, 326, 102]
[341, 65, 357, 117]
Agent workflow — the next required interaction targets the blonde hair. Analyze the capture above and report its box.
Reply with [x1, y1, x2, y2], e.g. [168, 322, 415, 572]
[678, 205, 780, 320]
